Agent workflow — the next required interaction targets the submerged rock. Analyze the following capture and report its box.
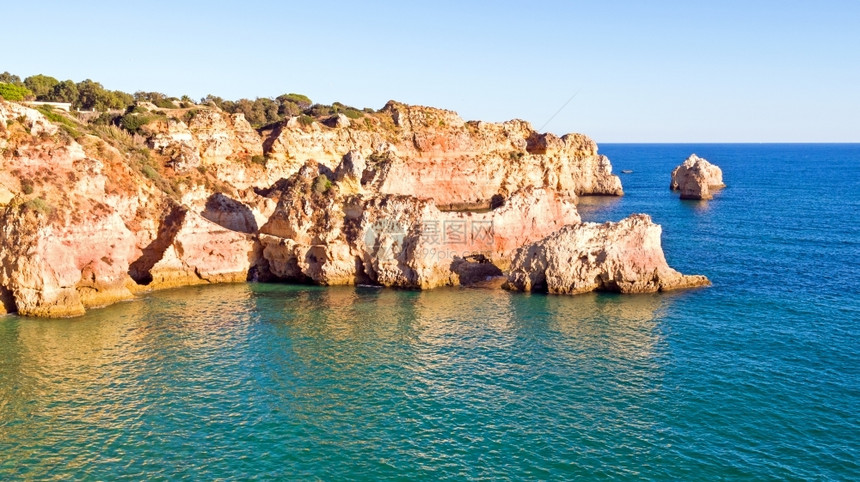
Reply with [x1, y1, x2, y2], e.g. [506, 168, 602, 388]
[670, 154, 724, 200]
[504, 214, 710, 294]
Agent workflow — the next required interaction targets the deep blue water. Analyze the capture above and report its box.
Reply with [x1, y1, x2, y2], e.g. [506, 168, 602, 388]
[1, 144, 858, 479]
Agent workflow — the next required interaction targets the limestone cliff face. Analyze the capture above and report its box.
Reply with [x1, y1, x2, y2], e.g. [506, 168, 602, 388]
[374, 102, 622, 203]
[131, 206, 255, 290]
[254, 101, 622, 210]
[0, 102, 254, 317]
[144, 109, 263, 167]
[0, 98, 704, 318]
[670, 154, 725, 200]
[142, 100, 622, 206]
[504, 214, 710, 294]
[257, 160, 580, 289]
[142, 109, 265, 190]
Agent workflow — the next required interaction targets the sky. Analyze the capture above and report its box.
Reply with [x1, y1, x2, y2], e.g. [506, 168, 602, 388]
[3, 0, 858, 142]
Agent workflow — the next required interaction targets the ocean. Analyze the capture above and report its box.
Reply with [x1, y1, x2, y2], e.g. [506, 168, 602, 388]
[1, 144, 858, 479]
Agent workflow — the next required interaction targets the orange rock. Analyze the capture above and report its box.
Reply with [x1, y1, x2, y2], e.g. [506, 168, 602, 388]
[671, 154, 725, 200]
[505, 214, 710, 294]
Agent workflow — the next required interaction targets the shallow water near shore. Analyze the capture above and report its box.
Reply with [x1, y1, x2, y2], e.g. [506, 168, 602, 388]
[2, 144, 858, 479]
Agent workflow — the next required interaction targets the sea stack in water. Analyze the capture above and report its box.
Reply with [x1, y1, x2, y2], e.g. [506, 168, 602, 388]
[504, 214, 710, 294]
[670, 154, 724, 200]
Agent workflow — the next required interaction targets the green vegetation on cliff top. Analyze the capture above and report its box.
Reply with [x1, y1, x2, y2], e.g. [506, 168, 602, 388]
[1, 71, 370, 128]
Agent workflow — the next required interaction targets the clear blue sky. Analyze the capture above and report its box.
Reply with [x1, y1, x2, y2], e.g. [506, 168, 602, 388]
[3, 1, 858, 142]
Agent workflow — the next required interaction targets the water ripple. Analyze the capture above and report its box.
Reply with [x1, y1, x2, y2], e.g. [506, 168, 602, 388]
[2, 145, 859, 479]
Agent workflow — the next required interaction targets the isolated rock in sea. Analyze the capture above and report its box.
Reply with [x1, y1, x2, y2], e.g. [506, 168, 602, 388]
[670, 154, 724, 200]
[504, 214, 710, 294]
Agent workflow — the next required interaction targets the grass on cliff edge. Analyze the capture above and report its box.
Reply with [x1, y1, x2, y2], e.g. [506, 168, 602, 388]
[34, 105, 81, 138]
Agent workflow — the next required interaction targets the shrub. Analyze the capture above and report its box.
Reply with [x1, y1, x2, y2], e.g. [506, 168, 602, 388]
[183, 109, 200, 123]
[297, 114, 315, 126]
[119, 113, 163, 133]
[22, 197, 51, 214]
[35, 106, 81, 138]
[312, 174, 332, 193]
[141, 165, 158, 180]
[125, 105, 148, 114]
[304, 104, 334, 117]
[153, 98, 177, 109]
[0, 82, 34, 101]
[21, 181, 34, 195]
[90, 124, 135, 150]
[92, 112, 120, 126]
[251, 155, 266, 166]
[343, 108, 363, 119]
[120, 114, 148, 132]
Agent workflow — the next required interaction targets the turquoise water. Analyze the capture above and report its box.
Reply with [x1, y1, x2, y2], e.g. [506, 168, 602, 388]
[1, 144, 859, 479]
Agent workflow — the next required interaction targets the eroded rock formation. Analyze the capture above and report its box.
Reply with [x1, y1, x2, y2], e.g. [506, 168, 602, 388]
[0, 102, 254, 316]
[504, 214, 711, 294]
[0, 97, 706, 318]
[257, 101, 623, 209]
[257, 159, 580, 288]
[670, 154, 725, 200]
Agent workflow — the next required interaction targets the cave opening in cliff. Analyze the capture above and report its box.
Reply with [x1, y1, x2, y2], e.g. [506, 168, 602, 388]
[128, 205, 187, 286]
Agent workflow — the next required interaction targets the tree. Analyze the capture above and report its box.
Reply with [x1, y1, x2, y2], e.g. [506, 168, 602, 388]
[278, 101, 303, 117]
[254, 97, 279, 125]
[277, 93, 312, 110]
[111, 90, 135, 109]
[24, 74, 59, 100]
[49, 80, 78, 104]
[134, 91, 167, 103]
[231, 98, 263, 125]
[200, 94, 224, 108]
[76, 79, 118, 111]
[0, 72, 22, 85]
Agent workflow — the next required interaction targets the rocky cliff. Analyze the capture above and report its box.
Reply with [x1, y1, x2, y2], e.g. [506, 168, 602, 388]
[0, 101, 255, 317]
[0, 98, 704, 317]
[670, 154, 725, 200]
[256, 160, 580, 289]
[504, 214, 710, 294]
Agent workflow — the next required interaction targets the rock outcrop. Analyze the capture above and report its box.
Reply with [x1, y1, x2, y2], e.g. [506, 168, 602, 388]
[670, 154, 724, 200]
[504, 214, 710, 294]
[258, 101, 622, 210]
[0, 102, 254, 317]
[0, 97, 706, 318]
[257, 160, 580, 289]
